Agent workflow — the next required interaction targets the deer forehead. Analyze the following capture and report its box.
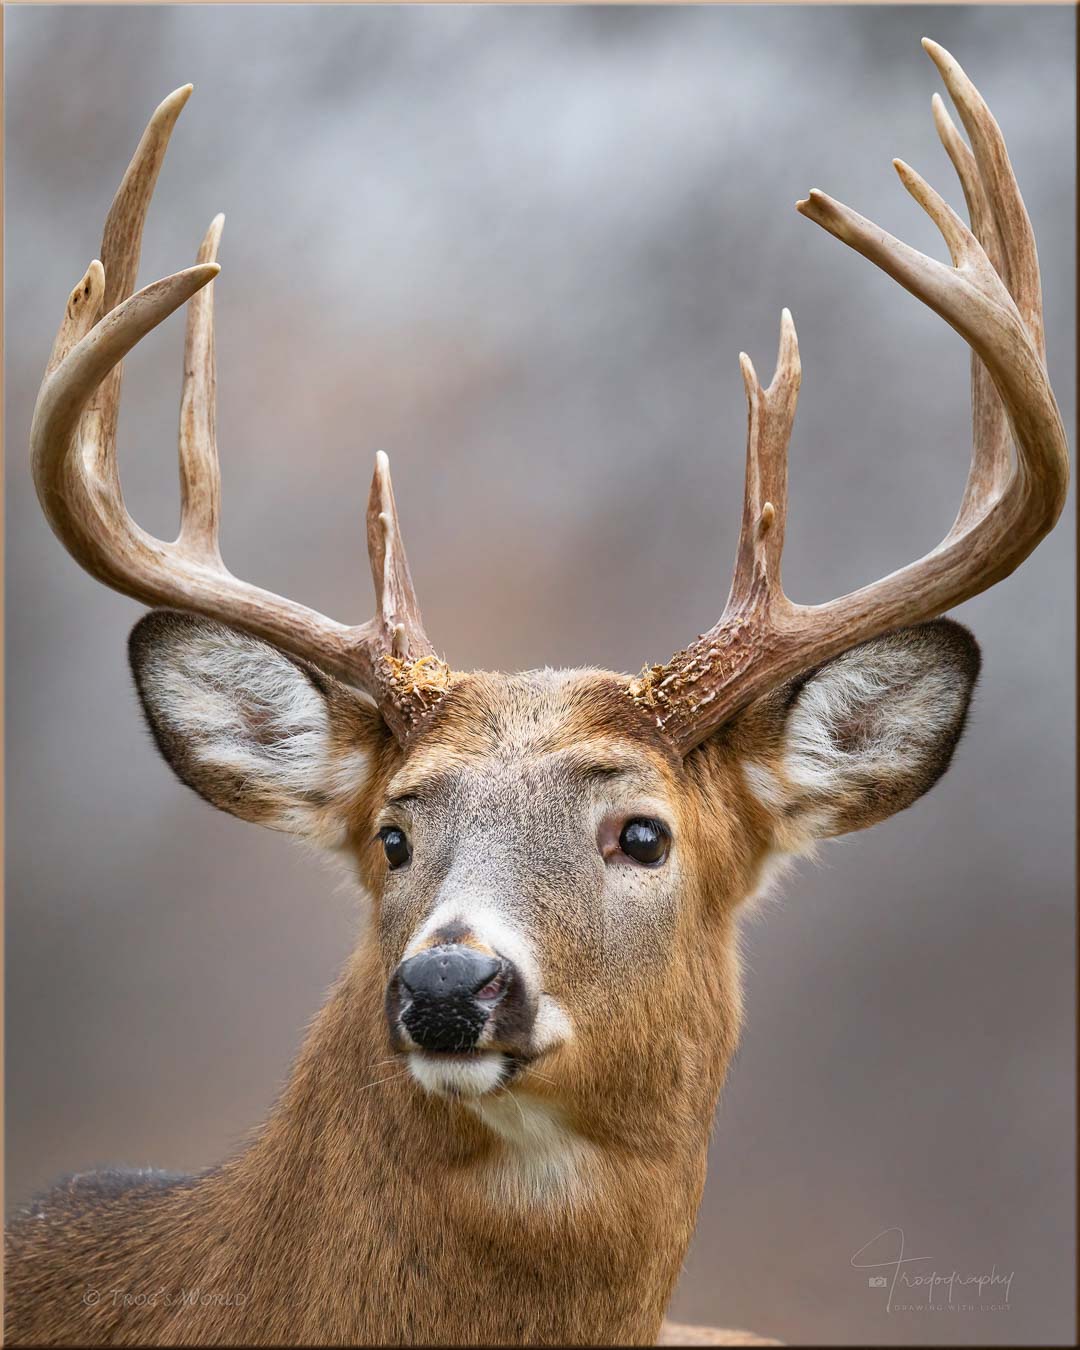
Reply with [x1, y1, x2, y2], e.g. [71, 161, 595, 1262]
[380, 668, 684, 814]
[364, 670, 707, 963]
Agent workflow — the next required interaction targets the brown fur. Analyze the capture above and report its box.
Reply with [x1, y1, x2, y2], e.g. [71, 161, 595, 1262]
[6, 618, 979, 1346]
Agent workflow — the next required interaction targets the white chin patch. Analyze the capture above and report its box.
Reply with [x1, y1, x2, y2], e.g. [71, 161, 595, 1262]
[407, 1051, 508, 1099]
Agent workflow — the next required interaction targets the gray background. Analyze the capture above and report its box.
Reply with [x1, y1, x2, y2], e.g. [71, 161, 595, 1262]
[5, 5, 1075, 1345]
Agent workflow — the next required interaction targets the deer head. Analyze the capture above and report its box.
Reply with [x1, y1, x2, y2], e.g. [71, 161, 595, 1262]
[32, 41, 1067, 1148]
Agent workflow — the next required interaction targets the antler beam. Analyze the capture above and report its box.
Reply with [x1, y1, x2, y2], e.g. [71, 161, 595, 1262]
[634, 38, 1069, 755]
[31, 87, 449, 743]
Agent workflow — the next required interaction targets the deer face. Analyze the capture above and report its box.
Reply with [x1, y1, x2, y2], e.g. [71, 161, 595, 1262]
[130, 610, 980, 1126]
[372, 669, 702, 1105]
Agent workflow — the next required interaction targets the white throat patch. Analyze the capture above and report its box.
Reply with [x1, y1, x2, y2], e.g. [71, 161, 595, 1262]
[468, 1091, 596, 1209]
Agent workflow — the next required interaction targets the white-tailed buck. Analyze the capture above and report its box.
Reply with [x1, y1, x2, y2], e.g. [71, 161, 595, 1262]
[8, 39, 1068, 1348]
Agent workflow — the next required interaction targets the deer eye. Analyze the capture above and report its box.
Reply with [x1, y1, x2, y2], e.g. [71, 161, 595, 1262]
[379, 827, 412, 870]
[618, 818, 671, 866]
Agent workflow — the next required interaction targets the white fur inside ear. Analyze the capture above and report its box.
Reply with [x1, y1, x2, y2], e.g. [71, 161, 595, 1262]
[745, 626, 977, 845]
[784, 657, 964, 795]
[137, 621, 365, 845]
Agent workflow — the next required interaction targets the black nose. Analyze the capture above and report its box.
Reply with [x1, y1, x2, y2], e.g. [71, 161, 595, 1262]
[398, 945, 501, 1000]
[395, 945, 505, 1053]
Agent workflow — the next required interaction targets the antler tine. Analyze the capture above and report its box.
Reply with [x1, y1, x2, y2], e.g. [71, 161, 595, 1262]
[930, 94, 1002, 273]
[178, 213, 225, 562]
[922, 38, 1044, 363]
[33, 262, 223, 578]
[931, 91, 1010, 536]
[32, 88, 451, 745]
[630, 311, 800, 731]
[639, 39, 1068, 756]
[89, 85, 193, 491]
[45, 261, 105, 380]
[727, 309, 800, 614]
[366, 452, 437, 665]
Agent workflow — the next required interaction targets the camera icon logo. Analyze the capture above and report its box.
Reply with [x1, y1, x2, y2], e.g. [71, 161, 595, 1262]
[867, 1276, 888, 1288]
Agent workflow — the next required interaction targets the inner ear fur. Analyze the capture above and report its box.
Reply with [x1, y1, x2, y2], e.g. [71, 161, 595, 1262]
[129, 609, 393, 840]
[716, 618, 981, 842]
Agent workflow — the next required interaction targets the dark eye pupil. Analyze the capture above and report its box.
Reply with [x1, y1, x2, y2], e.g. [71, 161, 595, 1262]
[380, 828, 411, 869]
[619, 818, 669, 865]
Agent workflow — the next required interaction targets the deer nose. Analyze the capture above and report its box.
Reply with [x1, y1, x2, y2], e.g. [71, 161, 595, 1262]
[395, 945, 507, 1053]
[398, 945, 502, 1000]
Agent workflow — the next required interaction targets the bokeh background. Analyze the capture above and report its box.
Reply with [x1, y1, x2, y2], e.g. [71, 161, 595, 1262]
[5, 5, 1075, 1345]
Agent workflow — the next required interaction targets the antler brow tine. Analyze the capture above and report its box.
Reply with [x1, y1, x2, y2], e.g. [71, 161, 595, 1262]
[638, 39, 1068, 754]
[31, 87, 449, 744]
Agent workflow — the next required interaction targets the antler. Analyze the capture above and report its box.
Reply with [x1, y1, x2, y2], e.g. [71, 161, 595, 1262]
[633, 38, 1069, 755]
[31, 87, 449, 743]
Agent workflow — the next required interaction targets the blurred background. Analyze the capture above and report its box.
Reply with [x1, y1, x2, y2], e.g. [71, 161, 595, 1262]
[5, 5, 1075, 1345]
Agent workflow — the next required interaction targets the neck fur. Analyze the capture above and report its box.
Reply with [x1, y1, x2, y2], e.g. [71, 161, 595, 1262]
[201, 943, 728, 1345]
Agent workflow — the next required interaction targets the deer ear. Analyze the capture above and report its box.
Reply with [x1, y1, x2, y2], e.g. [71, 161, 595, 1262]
[738, 619, 981, 847]
[129, 610, 387, 845]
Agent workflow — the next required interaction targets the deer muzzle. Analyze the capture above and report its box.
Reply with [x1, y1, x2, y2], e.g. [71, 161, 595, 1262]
[387, 942, 533, 1071]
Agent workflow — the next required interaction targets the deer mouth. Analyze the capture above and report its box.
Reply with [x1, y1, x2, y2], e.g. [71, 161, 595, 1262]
[406, 1048, 513, 1099]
